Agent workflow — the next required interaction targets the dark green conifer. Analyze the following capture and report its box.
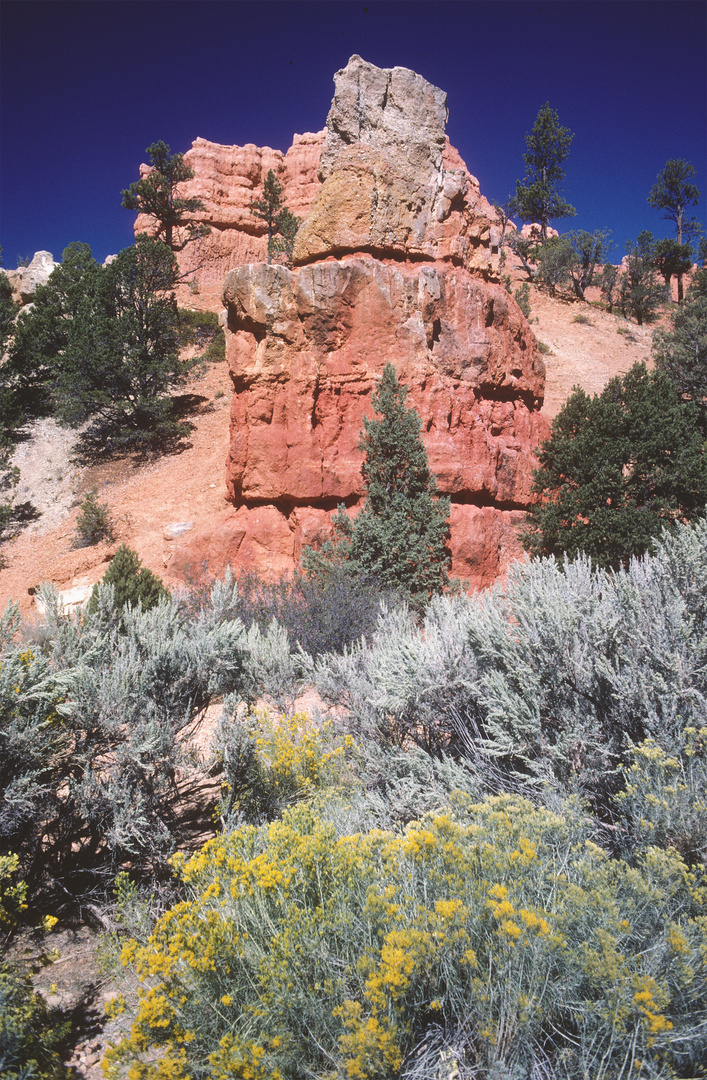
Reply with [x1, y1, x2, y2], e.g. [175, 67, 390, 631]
[305, 364, 450, 605]
[90, 543, 168, 613]
[121, 140, 210, 252]
[521, 362, 707, 569]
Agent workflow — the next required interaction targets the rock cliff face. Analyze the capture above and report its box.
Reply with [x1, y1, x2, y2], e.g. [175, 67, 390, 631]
[294, 56, 498, 277]
[168, 56, 548, 589]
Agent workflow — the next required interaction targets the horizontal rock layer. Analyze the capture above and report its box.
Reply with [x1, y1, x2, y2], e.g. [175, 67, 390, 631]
[135, 132, 326, 285]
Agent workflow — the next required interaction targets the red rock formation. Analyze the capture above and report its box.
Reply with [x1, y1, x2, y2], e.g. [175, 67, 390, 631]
[167, 56, 548, 589]
[134, 132, 325, 287]
[208, 257, 546, 586]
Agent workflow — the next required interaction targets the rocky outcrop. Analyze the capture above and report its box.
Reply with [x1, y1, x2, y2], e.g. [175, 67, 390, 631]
[5, 250, 58, 305]
[169, 57, 548, 589]
[294, 56, 497, 277]
[132, 62, 498, 287]
[197, 257, 546, 586]
[223, 259, 543, 503]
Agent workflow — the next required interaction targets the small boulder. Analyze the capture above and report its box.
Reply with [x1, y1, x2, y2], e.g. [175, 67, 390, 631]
[164, 520, 195, 540]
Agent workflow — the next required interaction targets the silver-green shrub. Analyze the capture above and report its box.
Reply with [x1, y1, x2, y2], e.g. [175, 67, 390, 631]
[313, 519, 707, 823]
[2, 576, 252, 898]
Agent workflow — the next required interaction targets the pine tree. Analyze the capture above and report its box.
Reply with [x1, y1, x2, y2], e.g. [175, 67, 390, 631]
[0, 440, 19, 562]
[53, 235, 194, 448]
[121, 140, 210, 252]
[0, 268, 20, 433]
[250, 171, 301, 266]
[648, 159, 701, 303]
[513, 102, 576, 242]
[304, 364, 450, 604]
[5, 242, 99, 423]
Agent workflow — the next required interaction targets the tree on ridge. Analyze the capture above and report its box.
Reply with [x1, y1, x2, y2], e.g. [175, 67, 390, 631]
[513, 102, 576, 242]
[648, 159, 701, 302]
[250, 170, 301, 267]
[122, 140, 211, 253]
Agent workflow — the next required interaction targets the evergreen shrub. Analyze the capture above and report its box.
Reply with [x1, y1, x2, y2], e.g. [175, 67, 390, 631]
[89, 544, 168, 614]
[73, 488, 115, 547]
[513, 282, 531, 318]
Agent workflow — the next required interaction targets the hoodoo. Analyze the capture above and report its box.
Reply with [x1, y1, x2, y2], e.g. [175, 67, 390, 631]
[166, 56, 549, 588]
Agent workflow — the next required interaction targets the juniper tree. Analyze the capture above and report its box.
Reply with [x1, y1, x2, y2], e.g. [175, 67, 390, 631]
[599, 262, 620, 313]
[535, 234, 574, 296]
[619, 231, 669, 325]
[521, 362, 707, 569]
[304, 364, 450, 605]
[89, 543, 168, 614]
[566, 229, 613, 301]
[121, 140, 210, 252]
[653, 238, 694, 297]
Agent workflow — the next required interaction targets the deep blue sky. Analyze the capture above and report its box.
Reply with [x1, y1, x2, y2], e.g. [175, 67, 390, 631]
[1, 0, 705, 267]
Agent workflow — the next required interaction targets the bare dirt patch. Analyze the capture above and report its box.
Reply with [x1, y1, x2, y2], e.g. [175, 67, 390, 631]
[0, 358, 233, 614]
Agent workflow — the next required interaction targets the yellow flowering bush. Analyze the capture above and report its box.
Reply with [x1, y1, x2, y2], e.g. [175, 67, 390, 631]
[616, 728, 707, 866]
[106, 795, 707, 1079]
[0, 852, 27, 932]
[214, 709, 357, 825]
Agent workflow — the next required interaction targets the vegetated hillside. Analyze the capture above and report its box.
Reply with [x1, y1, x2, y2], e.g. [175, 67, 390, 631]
[0, 276, 654, 615]
[4, 514, 706, 1078]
